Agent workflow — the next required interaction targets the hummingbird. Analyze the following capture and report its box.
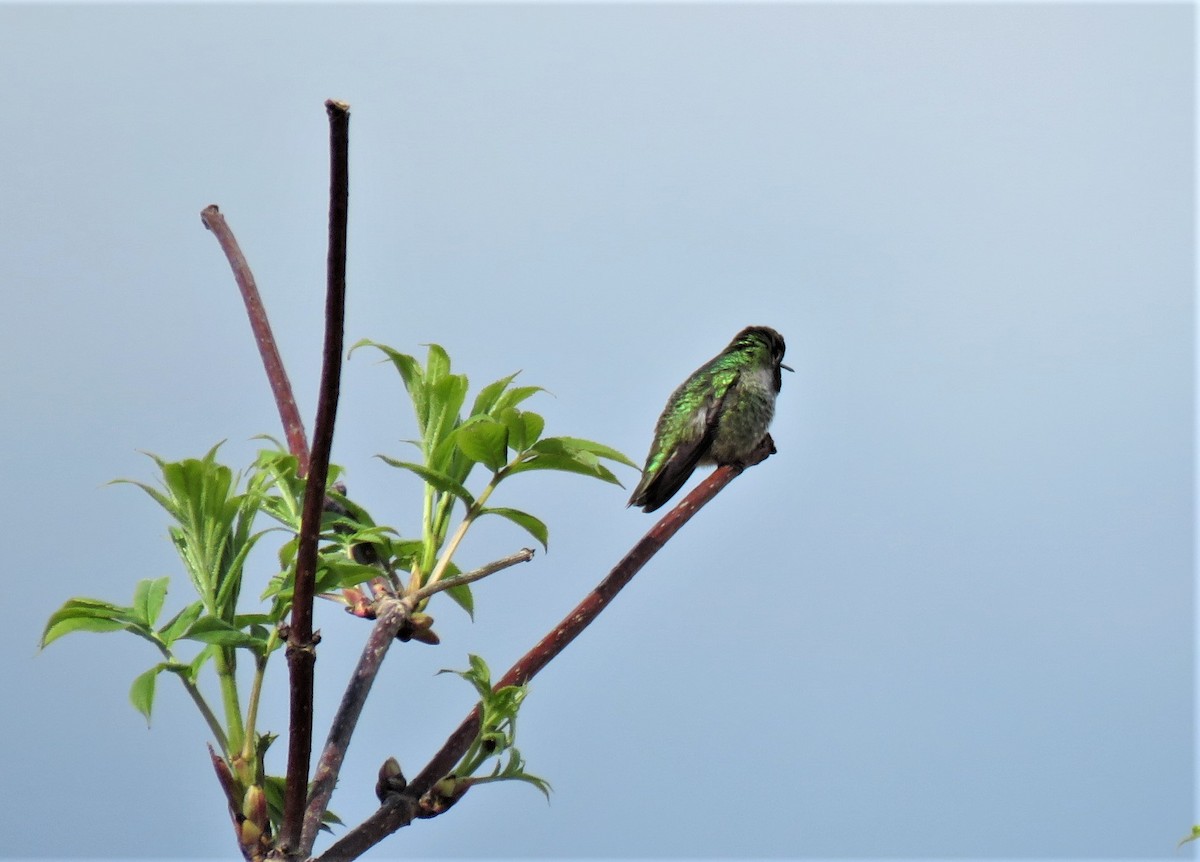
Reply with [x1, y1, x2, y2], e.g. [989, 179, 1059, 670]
[628, 325, 791, 513]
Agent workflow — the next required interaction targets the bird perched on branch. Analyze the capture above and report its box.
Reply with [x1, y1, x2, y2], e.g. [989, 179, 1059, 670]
[628, 326, 790, 513]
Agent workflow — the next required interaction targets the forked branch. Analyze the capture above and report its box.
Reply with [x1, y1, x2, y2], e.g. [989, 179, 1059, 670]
[315, 435, 776, 860]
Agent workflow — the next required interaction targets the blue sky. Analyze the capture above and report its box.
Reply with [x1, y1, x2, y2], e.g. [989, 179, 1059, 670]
[1, 3, 1193, 859]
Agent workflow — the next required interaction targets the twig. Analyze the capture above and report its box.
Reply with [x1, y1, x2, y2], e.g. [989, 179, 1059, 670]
[200, 205, 310, 472]
[208, 743, 254, 862]
[280, 99, 351, 857]
[409, 548, 535, 605]
[315, 437, 775, 860]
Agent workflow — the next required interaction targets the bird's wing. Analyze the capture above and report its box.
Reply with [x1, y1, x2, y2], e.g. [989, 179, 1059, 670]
[629, 370, 739, 513]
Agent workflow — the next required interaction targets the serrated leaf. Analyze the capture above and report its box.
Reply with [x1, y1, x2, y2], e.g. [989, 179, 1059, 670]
[181, 616, 260, 647]
[188, 643, 218, 681]
[533, 437, 639, 469]
[426, 343, 452, 382]
[315, 560, 386, 594]
[480, 507, 548, 550]
[456, 419, 509, 472]
[471, 372, 520, 417]
[377, 457, 477, 508]
[506, 454, 621, 486]
[492, 385, 544, 414]
[444, 582, 475, 619]
[40, 614, 127, 647]
[133, 577, 170, 627]
[40, 598, 142, 647]
[353, 341, 428, 433]
[521, 412, 545, 448]
[157, 600, 205, 646]
[129, 665, 160, 725]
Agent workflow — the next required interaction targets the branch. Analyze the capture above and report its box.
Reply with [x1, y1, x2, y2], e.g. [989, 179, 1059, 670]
[409, 547, 535, 605]
[298, 547, 534, 854]
[200, 204, 310, 472]
[315, 436, 775, 860]
[280, 99, 351, 857]
[209, 743, 254, 862]
[298, 598, 406, 854]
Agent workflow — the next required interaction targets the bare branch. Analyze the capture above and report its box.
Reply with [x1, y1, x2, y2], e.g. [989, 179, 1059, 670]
[315, 437, 775, 860]
[208, 743, 254, 862]
[280, 99, 351, 857]
[200, 204, 310, 471]
[408, 548, 536, 605]
[299, 598, 407, 854]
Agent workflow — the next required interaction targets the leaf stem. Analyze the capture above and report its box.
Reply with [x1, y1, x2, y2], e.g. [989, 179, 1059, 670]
[157, 642, 230, 753]
[213, 646, 245, 755]
[421, 477, 498, 593]
[241, 629, 279, 764]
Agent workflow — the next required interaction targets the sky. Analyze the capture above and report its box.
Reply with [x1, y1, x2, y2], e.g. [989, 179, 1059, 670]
[0, 2, 1193, 860]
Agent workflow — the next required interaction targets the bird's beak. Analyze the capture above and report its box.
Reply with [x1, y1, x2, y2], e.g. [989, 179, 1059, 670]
[780, 363, 794, 372]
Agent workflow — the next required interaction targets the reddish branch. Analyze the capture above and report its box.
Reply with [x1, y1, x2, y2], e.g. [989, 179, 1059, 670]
[200, 205, 311, 472]
[298, 600, 407, 855]
[279, 99, 352, 857]
[315, 436, 775, 861]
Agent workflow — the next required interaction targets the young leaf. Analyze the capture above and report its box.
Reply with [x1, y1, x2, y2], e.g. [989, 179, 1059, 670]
[444, 582, 475, 619]
[157, 600, 206, 647]
[133, 577, 170, 628]
[426, 343, 452, 383]
[41, 614, 127, 647]
[533, 436, 639, 469]
[41, 598, 140, 648]
[129, 665, 161, 725]
[456, 419, 509, 472]
[505, 453, 621, 486]
[470, 372, 520, 417]
[377, 457, 477, 508]
[497, 407, 546, 453]
[493, 385, 545, 413]
[181, 616, 261, 648]
[480, 507, 548, 551]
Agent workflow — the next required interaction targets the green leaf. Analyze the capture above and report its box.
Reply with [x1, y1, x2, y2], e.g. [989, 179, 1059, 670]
[426, 343, 452, 382]
[497, 407, 544, 453]
[41, 598, 140, 648]
[521, 411, 545, 449]
[493, 385, 545, 413]
[480, 507, 548, 550]
[129, 665, 161, 725]
[314, 560, 386, 594]
[133, 577, 170, 627]
[470, 372, 520, 417]
[506, 453, 621, 486]
[157, 600, 205, 647]
[427, 375, 471, 464]
[535, 436, 639, 469]
[353, 340, 428, 432]
[444, 582, 475, 619]
[456, 419, 509, 472]
[1178, 826, 1200, 848]
[181, 615, 260, 647]
[41, 614, 127, 646]
[188, 643, 218, 682]
[378, 457, 476, 508]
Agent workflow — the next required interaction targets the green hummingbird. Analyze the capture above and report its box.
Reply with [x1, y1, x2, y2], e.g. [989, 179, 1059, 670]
[628, 325, 791, 513]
